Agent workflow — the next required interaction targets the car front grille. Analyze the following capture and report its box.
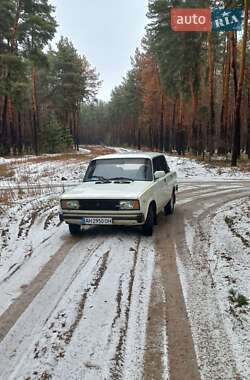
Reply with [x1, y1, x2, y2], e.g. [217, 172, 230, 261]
[78, 199, 120, 211]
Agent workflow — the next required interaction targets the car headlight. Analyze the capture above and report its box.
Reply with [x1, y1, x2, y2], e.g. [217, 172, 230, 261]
[61, 200, 80, 210]
[119, 200, 140, 210]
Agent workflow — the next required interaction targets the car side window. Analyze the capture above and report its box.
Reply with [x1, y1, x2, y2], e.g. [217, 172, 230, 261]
[159, 156, 167, 172]
[153, 156, 170, 173]
[160, 156, 170, 173]
[153, 157, 161, 173]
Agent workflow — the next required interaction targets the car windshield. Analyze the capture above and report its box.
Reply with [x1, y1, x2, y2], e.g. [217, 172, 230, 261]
[84, 158, 153, 182]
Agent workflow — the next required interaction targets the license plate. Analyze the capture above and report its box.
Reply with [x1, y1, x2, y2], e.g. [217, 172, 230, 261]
[81, 217, 113, 225]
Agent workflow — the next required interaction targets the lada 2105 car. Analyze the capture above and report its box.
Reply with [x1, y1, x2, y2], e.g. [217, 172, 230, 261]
[59, 152, 178, 236]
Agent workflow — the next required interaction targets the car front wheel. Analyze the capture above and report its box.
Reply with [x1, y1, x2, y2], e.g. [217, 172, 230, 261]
[142, 204, 155, 236]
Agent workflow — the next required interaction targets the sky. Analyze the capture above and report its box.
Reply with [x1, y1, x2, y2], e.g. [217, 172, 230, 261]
[50, 0, 149, 101]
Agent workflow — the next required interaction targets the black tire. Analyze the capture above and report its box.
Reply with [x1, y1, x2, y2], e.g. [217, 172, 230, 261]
[164, 192, 175, 216]
[69, 224, 81, 235]
[154, 212, 158, 225]
[142, 204, 155, 236]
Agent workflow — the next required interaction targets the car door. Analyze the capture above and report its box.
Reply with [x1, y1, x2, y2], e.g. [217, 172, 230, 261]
[152, 156, 168, 210]
[158, 155, 172, 205]
[161, 156, 173, 201]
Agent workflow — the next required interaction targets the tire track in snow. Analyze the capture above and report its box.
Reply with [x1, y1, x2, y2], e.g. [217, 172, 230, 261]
[7, 233, 155, 380]
[0, 201, 59, 287]
[32, 249, 111, 368]
[2, 180, 248, 380]
[144, 267, 169, 380]
[122, 238, 155, 380]
[0, 235, 105, 345]
[172, 184, 250, 380]
[109, 240, 140, 380]
[143, 181, 250, 380]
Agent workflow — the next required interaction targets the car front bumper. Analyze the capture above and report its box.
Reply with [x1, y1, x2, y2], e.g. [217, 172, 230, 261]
[59, 211, 145, 226]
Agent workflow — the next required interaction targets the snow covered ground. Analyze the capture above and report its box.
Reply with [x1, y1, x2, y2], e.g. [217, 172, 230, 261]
[0, 146, 116, 316]
[1, 148, 249, 191]
[207, 198, 250, 379]
[178, 196, 250, 380]
[0, 146, 249, 379]
[1, 147, 248, 296]
[0, 148, 92, 188]
[0, 233, 155, 380]
[0, 146, 157, 378]
[166, 154, 250, 180]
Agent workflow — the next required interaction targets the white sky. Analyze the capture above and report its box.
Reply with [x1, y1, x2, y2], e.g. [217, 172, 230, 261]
[50, 0, 148, 101]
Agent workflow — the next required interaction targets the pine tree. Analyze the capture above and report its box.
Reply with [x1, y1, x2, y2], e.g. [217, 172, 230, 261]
[47, 37, 100, 150]
[231, 0, 249, 166]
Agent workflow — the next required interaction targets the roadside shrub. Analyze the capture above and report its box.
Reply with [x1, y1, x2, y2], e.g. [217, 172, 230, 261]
[228, 288, 249, 308]
[224, 216, 234, 228]
[41, 114, 73, 153]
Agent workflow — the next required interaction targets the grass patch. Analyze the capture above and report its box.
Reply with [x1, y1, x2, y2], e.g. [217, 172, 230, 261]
[7, 146, 115, 166]
[0, 164, 14, 178]
[183, 153, 250, 172]
[224, 214, 250, 248]
[0, 190, 12, 205]
[228, 288, 249, 308]
[225, 215, 234, 229]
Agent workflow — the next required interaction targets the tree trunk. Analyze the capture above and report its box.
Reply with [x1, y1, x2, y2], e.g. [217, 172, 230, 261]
[149, 125, 153, 150]
[171, 100, 176, 152]
[32, 66, 39, 155]
[8, 98, 15, 153]
[246, 80, 250, 159]
[198, 123, 204, 156]
[220, 34, 231, 155]
[208, 32, 215, 158]
[17, 111, 22, 155]
[164, 98, 170, 152]
[4, 0, 22, 155]
[190, 79, 198, 155]
[1, 96, 9, 155]
[159, 93, 164, 152]
[77, 105, 80, 151]
[137, 115, 141, 150]
[229, 31, 238, 103]
[176, 94, 185, 155]
[231, 0, 248, 166]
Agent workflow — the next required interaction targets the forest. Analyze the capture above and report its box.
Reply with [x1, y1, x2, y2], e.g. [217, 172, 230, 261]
[81, 0, 250, 167]
[0, 0, 100, 156]
[0, 0, 249, 166]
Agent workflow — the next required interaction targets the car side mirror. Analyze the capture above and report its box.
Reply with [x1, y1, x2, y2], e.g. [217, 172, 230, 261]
[154, 171, 165, 180]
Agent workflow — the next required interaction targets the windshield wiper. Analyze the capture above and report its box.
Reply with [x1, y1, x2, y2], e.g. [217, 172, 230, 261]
[91, 176, 111, 183]
[110, 177, 134, 182]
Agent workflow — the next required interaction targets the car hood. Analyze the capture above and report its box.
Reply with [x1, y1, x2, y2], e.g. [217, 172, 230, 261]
[61, 181, 152, 200]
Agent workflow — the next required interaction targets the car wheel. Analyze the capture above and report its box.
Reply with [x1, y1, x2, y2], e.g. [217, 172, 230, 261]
[142, 204, 155, 236]
[69, 223, 81, 235]
[164, 192, 175, 216]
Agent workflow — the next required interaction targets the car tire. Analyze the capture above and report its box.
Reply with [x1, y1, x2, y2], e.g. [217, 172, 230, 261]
[69, 224, 81, 235]
[142, 204, 155, 236]
[164, 191, 175, 216]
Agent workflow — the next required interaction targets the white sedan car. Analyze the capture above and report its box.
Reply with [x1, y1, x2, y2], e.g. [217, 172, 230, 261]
[60, 152, 178, 236]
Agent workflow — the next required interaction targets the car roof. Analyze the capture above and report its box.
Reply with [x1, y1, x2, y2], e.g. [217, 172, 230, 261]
[94, 152, 164, 161]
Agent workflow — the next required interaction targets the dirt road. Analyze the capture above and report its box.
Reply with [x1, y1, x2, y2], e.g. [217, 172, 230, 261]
[0, 180, 249, 380]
